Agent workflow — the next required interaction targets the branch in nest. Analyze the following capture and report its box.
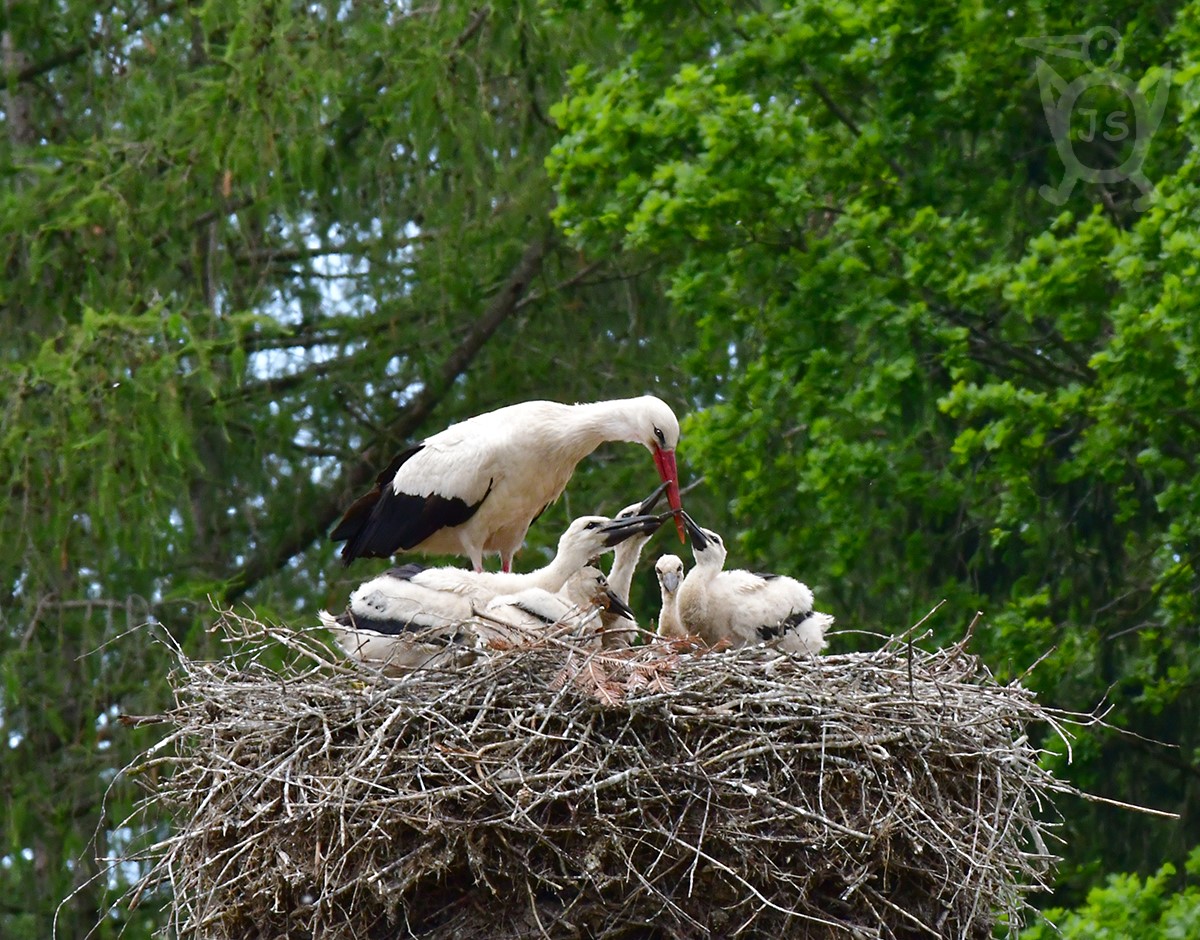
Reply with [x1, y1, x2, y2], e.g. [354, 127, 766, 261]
[115, 609, 1173, 940]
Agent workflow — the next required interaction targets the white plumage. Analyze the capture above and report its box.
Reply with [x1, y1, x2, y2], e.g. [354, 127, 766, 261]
[321, 513, 659, 672]
[561, 483, 669, 648]
[331, 396, 685, 571]
[675, 513, 832, 655]
[317, 573, 475, 675]
[407, 512, 661, 601]
[482, 566, 634, 647]
[482, 587, 581, 634]
[654, 553, 687, 639]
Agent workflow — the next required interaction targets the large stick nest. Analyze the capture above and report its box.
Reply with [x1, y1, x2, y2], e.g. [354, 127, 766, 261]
[127, 610, 1081, 939]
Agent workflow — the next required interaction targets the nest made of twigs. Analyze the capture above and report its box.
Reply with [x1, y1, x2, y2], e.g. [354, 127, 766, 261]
[124, 610, 1085, 939]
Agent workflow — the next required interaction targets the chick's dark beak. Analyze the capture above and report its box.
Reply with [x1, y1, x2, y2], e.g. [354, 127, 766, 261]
[634, 480, 671, 515]
[679, 510, 709, 551]
[602, 588, 637, 622]
[599, 513, 665, 548]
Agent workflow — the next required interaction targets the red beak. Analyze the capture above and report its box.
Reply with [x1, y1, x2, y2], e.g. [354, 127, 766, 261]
[652, 447, 686, 542]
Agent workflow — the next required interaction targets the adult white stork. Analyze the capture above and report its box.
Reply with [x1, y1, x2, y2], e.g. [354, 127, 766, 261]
[654, 554, 687, 639]
[331, 395, 686, 571]
[675, 512, 832, 655]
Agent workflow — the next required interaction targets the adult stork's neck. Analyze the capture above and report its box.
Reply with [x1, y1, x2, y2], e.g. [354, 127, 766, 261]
[558, 398, 648, 457]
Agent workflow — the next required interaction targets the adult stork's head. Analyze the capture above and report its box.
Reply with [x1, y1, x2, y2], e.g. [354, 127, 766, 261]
[627, 396, 685, 541]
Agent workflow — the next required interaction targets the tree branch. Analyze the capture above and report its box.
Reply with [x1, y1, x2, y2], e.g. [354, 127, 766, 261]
[14, 1, 183, 86]
[800, 67, 906, 182]
[920, 292, 1092, 387]
[151, 195, 255, 250]
[234, 234, 434, 267]
[452, 7, 491, 51]
[220, 233, 551, 604]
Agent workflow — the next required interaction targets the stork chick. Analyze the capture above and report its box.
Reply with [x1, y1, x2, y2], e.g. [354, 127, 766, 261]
[562, 482, 670, 648]
[483, 566, 635, 648]
[676, 512, 832, 654]
[318, 565, 475, 675]
[322, 513, 660, 672]
[413, 512, 662, 602]
[654, 554, 687, 639]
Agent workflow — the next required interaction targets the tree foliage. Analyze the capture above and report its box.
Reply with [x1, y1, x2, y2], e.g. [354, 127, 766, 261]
[1, 2, 688, 936]
[3, 0, 1200, 936]
[1021, 845, 1200, 939]
[549, 0, 1200, 898]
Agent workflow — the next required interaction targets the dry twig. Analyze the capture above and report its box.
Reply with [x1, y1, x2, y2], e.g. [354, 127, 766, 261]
[121, 610, 1121, 939]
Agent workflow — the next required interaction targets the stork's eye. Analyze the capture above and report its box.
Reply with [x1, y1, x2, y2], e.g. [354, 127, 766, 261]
[653, 426, 667, 445]
[584, 520, 601, 530]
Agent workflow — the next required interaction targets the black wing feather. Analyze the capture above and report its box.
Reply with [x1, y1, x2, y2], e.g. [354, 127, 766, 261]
[331, 444, 490, 565]
[756, 608, 812, 642]
[382, 563, 426, 581]
[338, 609, 464, 645]
[330, 444, 426, 542]
[512, 601, 559, 625]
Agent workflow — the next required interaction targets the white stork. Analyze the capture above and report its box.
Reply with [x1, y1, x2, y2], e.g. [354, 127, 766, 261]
[320, 566, 634, 673]
[322, 512, 661, 669]
[482, 566, 635, 646]
[675, 512, 832, 655]
[653, 554, 687, 639]
[331, 395, 686, 571]
[562, 482, 670, 648]
[317, 564, 475, 674]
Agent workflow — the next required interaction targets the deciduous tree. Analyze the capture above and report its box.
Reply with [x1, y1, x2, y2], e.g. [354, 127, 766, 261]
[549, 0, 1200, 896]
